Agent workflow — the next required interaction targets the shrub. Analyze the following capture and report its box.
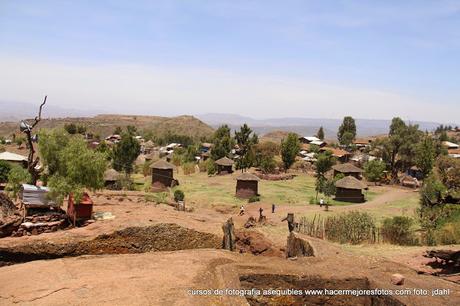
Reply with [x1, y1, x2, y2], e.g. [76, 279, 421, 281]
[309, 196, 316, 205]
[381, 216, 418, 245]
[182, 162, 196, 175]
[325, 211, 376, 244]
[5, 165, 31, 199]
[435, 221, 460, 245]
[198, 160, 208, 172]
[174, 189, 185, 202]
[0, 160, 12, 183]
[248, 195, 260, 203]
[144, 192, 168, 204]
[207, 159, 217, 175]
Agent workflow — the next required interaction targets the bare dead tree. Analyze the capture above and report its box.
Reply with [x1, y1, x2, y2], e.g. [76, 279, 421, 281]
[21, 96, 47, 185]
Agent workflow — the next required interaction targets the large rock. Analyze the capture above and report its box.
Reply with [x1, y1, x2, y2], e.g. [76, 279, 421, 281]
[0, 193, 22, 237]
[286, 232, 315, 258]
[391, 274, 405, 285]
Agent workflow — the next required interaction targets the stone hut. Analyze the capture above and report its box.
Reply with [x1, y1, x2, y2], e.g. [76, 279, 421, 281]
[332, 163, 364, 179]
[236, 172, 260, 199]
[103, 168, 120, 189]
[150, 160, 176, 191]
[215, 157, 234, 174]
[335, 176, 368, 203]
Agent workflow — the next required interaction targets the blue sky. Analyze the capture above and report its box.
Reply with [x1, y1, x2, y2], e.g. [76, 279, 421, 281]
[0, 0, 459, 122]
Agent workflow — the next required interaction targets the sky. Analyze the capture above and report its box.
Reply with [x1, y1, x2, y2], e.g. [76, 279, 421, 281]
[0, 0, 459, 123]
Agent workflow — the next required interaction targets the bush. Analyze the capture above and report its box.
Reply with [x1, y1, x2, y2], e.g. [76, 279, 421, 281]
[144, 192, 168, 204]
[325, 211, 376, 244]
[248, 195, 260, 203]
[309, 196, 316, 205]
[435, 221, 460, 245]
[381, 216, 418, 245]
[5, 165, 31, 198]
[174, 189, 185, 202]
[182, 162, 196, 175]
[0, 160, 12, 183]
[207, 159, 217, 175]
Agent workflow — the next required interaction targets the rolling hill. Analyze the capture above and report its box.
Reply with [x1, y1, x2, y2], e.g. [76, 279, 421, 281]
[0, 114, 214, 140]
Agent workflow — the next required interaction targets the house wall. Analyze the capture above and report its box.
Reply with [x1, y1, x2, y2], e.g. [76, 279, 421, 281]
[152, 168, 174, 191]
[217, 165, 233, 174]
[236, 180, 258, 198]
[335, 188, 364, 203]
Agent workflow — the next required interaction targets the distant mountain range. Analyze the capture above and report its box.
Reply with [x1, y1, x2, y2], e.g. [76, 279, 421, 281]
[0, 101, 96, 122]
[196, 113, 451, 138]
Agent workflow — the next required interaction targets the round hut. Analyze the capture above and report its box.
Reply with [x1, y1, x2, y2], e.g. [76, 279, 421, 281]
[215, 157, 234, 174]
[150, 160, 176, 191]
[332, 163, 364, 179]
[235, 172, 260, 198]
[103, 168, 120, 189]
[334, 176, 368, 203]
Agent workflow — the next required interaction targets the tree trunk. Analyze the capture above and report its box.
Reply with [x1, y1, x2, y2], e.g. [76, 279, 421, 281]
[222, 218, 235, 251]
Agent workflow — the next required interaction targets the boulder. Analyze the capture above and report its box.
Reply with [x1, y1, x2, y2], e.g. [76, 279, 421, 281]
[391, 274, 405, 285]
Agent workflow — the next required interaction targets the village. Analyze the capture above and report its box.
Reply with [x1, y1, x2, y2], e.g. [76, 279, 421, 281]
[0, 100, 459, 305]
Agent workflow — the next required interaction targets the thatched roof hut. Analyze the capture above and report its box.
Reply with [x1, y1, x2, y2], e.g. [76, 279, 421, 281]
[332, 163, 364, 178]
[335, 176, 367, 203]
[215, 157, 234, 174]
[150, 160, 176, 191]
[236, 172, 259, 198]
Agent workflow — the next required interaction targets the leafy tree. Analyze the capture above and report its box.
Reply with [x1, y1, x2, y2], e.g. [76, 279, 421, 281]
[77, 125, 87, 134]
[39, 131, 107, 204]
[376, 117, 422, 180]
[316, 126, 325, 141]
[314, 151, 335, 201]
[39, 129, 71, 176]
[5, 165, 31, 198]
[114, 126, 123, 135]
[0, 160, 12, 183]
[337, 116, 356, 146]
[280, 133, 300, 171]
[96, 140, 112, 160]
[234, 124, 258, 171]
[420, 173, 447, 208]
[435, 156, 460, 199]
[112, 132, 141, 176]
[364, 160, 386, 184]
[211, 125, 235, 160]
[64, 123, 77, 134]
[126, 125, 137, 136]
[254, 141, 279, 173]
[415, 134, 436, 179]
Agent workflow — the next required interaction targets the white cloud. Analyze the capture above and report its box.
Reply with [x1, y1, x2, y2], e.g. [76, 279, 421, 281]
[0, 56, 458, 123]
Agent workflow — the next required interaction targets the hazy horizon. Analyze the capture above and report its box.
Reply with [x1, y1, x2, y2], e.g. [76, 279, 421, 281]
[1, 1, 459, 122]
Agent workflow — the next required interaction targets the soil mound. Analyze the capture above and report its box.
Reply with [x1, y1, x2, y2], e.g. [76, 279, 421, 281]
[235, 229, 283, 257]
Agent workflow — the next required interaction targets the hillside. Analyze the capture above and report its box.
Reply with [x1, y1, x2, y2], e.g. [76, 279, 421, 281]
[197, 113, 455, 138]
[0, 114, 214, 139]
[260, 130, 295, 143]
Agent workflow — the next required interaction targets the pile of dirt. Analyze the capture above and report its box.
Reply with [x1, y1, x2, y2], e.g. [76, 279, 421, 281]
[240, 274, 405, 306]
[0, 193, 22, 238]
[234, 229, 283, 257]
[0, 223, 221, 266]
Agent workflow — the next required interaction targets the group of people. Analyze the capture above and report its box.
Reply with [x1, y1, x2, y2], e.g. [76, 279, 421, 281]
[238, 203, 276, 216]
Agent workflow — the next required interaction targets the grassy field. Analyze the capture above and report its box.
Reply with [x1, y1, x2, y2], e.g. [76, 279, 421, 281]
[135, 171, 384, 209]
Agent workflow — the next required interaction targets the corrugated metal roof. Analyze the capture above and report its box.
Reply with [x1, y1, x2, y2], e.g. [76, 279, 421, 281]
[0, 151, 27, 162]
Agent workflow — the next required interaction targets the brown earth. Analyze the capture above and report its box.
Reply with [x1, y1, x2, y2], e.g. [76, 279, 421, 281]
[0, 190, 458, 305]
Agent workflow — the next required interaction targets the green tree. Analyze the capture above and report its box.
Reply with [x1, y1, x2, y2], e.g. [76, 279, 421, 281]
[39, 131, 107, 204]
[415, 134, 436, 178]
[112, 132, 141, 176]
[314, 151, 335, 201]
[280, 133, 300, 171]
[420, 173, 447, 208]
[114, 126, 123, 135]
[254, 142, 279, 174]
[364, 160, 386, 184]
[77, 125, 87, 134]
[211, 125, 235, 160]
[0, 160, 12, 183]
[5, 165, 31, 198]
[234, 124, 258, 171]
[316, 126, 325, 141]
[376, 118, 422, 180]
[64, 123, 77, 134]
[337, 116, 356, 146]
